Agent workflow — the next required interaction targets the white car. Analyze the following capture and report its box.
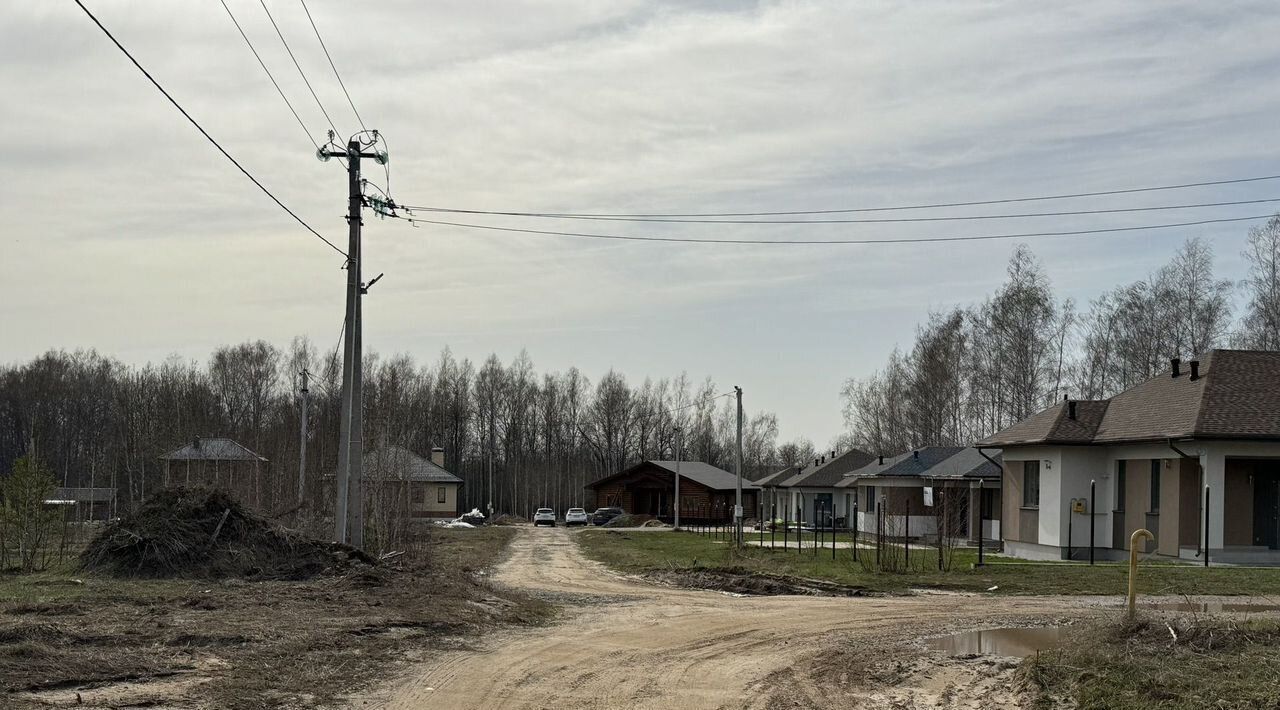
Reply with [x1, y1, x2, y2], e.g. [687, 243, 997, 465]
[565, 507, 589, 526]
[534, 508, 556, 526]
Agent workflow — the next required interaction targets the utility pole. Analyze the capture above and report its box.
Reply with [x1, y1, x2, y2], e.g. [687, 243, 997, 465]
[297, 369, 309, 507]
[734, 385, 743, 546]
[323, 134, 386, 547]
[674, 426, 682, 531]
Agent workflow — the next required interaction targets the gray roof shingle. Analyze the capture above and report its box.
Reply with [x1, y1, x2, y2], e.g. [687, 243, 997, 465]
[363, 445, 462, 484]
[980, 350, 1280, 447]
[778, 448, 877, 488]
[160, 437, 267, 462]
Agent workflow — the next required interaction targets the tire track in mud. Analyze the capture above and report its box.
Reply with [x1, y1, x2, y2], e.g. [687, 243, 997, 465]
[365, 527, 1091, 709]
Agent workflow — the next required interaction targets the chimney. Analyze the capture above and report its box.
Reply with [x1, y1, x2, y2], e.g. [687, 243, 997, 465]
[192, 436, 201, 450]
[431, 447, 445, 468]
[1190, 360, 1200, 381]
[913, 450, 919, 460]
[1068, 400, 1077, 420]
[831, 450, 836, 459]
[820, 455, 826, 464]
[814, 458, 819, 467]
[1171, 358, 1181, 377]
[878, 455, 884, 465]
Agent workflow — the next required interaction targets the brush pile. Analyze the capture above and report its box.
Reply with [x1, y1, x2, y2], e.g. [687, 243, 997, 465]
[81, 487, 375, 579]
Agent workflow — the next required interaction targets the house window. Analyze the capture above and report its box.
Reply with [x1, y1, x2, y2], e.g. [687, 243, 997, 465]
[1115, 461, 1127, 512]
[865, 485, 876, 513]
[438, 486, 447, 504]
[412, 486, 425, 504]
[1149, 460, 1160, 513]
[1022, 461, 1040, 509]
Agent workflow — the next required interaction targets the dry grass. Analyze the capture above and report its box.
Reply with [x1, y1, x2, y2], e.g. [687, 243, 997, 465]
[1021, 615, 1280, 709]
[0, 526, 552, 709]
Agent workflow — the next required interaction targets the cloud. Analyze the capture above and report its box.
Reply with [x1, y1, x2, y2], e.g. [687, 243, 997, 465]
[2, 0, 1279, 443]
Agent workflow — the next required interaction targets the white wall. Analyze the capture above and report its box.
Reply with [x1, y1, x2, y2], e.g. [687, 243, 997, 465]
[1002, 439, 1280, 559]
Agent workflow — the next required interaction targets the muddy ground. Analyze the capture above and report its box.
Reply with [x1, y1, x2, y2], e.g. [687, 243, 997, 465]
[363, 527, 1105, 709]
[0, 528, 551, 709]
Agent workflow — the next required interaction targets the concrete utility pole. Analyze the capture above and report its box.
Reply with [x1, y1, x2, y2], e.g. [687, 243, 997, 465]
[734, 385, 743, 546]
[297, 369, 309, 507]
[674, 426, 682, 530]
[324, 135, 386, 547]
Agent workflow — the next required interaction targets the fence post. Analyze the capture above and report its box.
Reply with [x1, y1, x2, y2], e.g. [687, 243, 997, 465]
[1089, 479, 1095, 566]
[904, 497, 911, 570]
[852, 497, 859, 563]
[1067, 501, 1074, 562]
[977, 479, 985, 568]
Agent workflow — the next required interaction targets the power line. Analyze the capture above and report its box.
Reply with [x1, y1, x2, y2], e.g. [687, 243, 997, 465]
[73, 0, 346, 257]
[398, 196, 1280, 226]
[402, 173, 1280, 219]
[219, 0, 320, 153]
[386, 213, 1274, 245]
[258, 0, 343, 138]
[298, 0, 366, 133]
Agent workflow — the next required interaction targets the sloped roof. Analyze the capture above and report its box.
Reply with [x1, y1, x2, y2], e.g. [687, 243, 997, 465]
[779, 447, 877, 488]
[587, 461, 760, 491]
[836, 448, 1001, 484]
[754, 467, 797, 487]
[835, 451, 914, 487]
[980, 350, 1280, 447]
[160, 437, 267, 462]
[363, 445, 462, 484]
[915, 448, 1002, 480]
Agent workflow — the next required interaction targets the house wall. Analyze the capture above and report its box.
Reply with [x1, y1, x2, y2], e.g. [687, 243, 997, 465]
[1003, 459, 1027, 543]
[412, 482, 459, 518]
[1224, 459, 1254, 546]
[1178, 458, 1201, 548]
[1000, 440, 1280, 562]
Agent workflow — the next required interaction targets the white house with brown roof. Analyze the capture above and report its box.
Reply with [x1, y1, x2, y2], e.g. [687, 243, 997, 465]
[979, 350, 1280, 564]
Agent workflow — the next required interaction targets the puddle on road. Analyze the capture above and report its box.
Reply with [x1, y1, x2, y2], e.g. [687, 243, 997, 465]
[927, 627, 1066, 657]
[1144, 601, 1280, 613]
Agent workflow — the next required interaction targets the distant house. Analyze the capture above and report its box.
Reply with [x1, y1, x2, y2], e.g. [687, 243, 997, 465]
[586, 461, 759, 522]
[362, 445, 463, 519]
[159, 437, 268, 508]
[775, 448, 876, 527]
[837, 447, 1001, 542]
[979, 350, 1280, 564]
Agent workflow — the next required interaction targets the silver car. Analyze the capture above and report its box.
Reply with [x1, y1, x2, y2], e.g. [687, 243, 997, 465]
[565, 507, 589, 526]
[533, 507, 556, 526]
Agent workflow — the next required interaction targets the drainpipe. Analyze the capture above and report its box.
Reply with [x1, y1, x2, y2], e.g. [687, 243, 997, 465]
[1168, 439, 1208, 565]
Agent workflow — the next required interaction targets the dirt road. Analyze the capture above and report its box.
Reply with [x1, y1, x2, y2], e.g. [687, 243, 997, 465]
[369, 527, 1095, 709]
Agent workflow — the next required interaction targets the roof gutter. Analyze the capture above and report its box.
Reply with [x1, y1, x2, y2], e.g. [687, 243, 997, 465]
[1167, 438, 1206, 559]
[977, 447, 1003, 477]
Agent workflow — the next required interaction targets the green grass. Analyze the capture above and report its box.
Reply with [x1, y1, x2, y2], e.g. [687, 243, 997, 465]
[578, 529, 1280, 595]
[1022, 617, 1280, 709]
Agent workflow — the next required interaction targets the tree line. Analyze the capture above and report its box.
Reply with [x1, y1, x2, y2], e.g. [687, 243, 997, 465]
[841, 215, 1280, 454]
[0, 343, 792, 518]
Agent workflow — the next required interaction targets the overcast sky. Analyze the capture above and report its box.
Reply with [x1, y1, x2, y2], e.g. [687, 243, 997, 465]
[3, 1, 1279, 446]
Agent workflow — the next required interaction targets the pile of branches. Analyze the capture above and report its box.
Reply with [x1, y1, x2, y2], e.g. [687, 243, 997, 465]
[81, 487, 375, 580]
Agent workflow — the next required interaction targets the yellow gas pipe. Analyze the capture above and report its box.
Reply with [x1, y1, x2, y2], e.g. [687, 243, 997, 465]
[1127, 528, 1155, 619]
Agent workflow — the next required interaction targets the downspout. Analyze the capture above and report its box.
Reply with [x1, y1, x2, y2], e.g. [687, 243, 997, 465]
[1168, 439, 1206, 559]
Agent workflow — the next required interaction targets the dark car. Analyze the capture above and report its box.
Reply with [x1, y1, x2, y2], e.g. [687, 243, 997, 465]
[591, 506, 624, 526]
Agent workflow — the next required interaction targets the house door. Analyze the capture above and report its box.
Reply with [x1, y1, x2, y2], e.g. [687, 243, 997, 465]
[1254, 471, 1280, 549]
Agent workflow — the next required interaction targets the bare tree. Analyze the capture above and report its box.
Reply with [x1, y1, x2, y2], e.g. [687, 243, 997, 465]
[1238, 215, 1280, 350]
